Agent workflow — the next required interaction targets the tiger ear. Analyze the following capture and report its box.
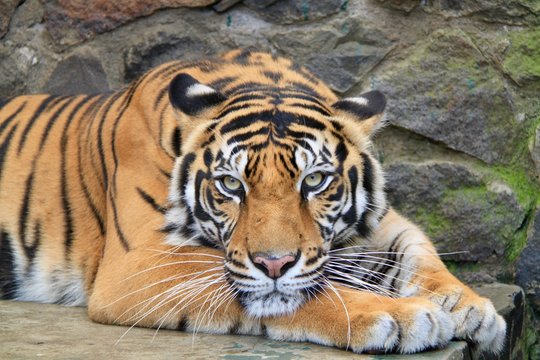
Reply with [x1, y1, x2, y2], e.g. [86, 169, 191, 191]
[331, 90, 386, 136]
[168, 73, 227, 117]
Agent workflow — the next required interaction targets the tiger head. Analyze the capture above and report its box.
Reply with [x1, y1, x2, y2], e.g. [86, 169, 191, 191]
[164, 52, 387, 318]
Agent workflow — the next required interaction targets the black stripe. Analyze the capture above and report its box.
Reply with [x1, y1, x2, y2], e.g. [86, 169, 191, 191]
[226, 127, 269, 145]
[19, 171, 35, 261]
[0, 101, 26, 139]
[96, 91, 124, 190]
[178, 153, 196, 198]
[38, 97, 74, 152]
[356, 153, 374, 237]
[0, 124, 18, 184]
[171, 127, 181, 157]
[17, 96, 58, 154]
[0, 230, 19, 299]
[220, 110, 326, 135]
[137, 187, 166, 214]
[227, 269, 256, 280]
[60, 96, 93, 255]
[289, 102, 331, 116]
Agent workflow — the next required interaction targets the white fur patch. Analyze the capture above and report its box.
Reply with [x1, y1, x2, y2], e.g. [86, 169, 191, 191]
[185, 83, 216, 98]
[347, 97, 369, 106]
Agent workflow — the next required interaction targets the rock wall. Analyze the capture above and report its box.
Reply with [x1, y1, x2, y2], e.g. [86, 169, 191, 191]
[1, 0, 539, 357]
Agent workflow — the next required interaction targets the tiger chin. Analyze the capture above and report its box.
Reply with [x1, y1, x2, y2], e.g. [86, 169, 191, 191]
[0, 50, 506, 355]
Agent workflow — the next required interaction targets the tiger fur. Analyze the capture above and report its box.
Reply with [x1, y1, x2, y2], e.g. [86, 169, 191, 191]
[0, 50, 506, 354]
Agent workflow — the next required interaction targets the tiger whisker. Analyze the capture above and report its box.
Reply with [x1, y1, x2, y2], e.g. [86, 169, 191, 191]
[107, 265, 225, 309]
[324, 267, 400, 298]
[121, 260, 224, 282]
[122, 274, 227, 339]
[113, 272, 224, 325]
[323, 278, 351, 351]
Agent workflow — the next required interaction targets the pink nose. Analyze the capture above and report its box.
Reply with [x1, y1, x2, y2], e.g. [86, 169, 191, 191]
[253, 255, 297, 279]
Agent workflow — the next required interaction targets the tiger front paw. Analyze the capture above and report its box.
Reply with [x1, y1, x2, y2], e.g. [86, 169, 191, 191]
[429, 286, 506, 353]
[266, 297, 455, 354]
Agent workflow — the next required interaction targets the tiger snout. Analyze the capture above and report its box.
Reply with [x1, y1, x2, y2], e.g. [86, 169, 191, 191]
[250, 252, 300, 279]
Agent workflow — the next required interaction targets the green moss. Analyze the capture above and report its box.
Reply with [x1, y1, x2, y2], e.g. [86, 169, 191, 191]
[444, 261, 481, 276]
[504, 27, 540, 85]
[412, 208, 450, 238]
[507, 223, 530, 262]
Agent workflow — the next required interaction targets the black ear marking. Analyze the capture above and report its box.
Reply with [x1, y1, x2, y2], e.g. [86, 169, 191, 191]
[332, 90, 386, 120]
[168, 73, 226, 116]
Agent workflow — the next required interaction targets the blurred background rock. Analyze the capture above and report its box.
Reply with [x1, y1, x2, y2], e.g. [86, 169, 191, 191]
[0, 0, 539, 358]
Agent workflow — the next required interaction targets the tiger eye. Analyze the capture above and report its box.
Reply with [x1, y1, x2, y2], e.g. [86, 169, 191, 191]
[303, 172, 324, 188]
[222, 176, 242, 191]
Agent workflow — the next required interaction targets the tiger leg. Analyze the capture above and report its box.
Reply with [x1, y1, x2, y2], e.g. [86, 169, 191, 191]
[88, 243, 454, 354]
[372, 209, 506, 353]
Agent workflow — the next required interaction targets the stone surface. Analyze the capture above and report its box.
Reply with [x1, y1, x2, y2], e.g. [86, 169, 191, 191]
[516, 209, 540, 310]
[374, 29, 520, 165]
[43, 0, 217, 44]
[531, 124, 540, 179]
[472, 284, 525, 360]
[384, 161, 525, 271]
[306, 41, 393, 94]
[245, 0, 343, 25]
[421, 0, 540, 26]
[0, 0, 22, 39]
[44, 53, 110, 95]
[503, 27, 540, 88]
[0, 300, 470, 359]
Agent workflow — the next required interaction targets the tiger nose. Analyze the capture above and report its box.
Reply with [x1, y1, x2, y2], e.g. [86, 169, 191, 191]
[252, 254, 297, 279]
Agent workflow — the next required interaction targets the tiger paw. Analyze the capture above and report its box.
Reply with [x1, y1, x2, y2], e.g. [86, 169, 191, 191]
[265, 297, 455, 354]
[429, 286, 506, 353]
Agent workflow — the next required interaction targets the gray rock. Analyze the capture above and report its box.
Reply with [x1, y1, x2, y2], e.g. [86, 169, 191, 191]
[306, 41, 392, 93]
[530, 126, 540, 178]
[376, 0, 418, 13]
[247, 0, 342, 25]
[374, 29, 519, 165]
[421, 0, 540, 26]
[516, 209, 540, 310]
[384, 162, 525, 266]
[472, 283, 525, 360]
[0, 0, 22, 39]
[123, 29, 220, 83]
[44, 53, 110, 95]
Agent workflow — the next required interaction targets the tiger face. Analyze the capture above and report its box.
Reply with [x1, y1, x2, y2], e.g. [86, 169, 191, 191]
[164, 53, 387, 317]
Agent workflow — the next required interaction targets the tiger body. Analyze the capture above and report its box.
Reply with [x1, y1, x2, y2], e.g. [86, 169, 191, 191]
[0, 50, 505, 354]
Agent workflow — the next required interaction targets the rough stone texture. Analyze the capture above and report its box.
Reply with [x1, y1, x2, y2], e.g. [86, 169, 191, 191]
[516, 210, 540, 310]
[385, 162, 525, 276]
[421, 0, 540, 26]
[373, 29, 519, 165]
[44, 53, 110, 95]
[531, 125, 540, 178]
[0, 0, 22, 39]
[473, 284, 525, 360]
[503, 26, 540, 88]
[43, 0, 217, 45]
[245, 0, 343, 25]
[0, 300, 470, 359]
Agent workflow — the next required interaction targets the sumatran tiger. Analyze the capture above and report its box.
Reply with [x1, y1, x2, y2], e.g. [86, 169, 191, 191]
[0, 50, 505, 354]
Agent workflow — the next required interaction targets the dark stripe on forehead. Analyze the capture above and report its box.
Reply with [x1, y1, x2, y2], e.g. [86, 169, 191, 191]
[220, 110, 326, 135]
[226, 127, 270, 145]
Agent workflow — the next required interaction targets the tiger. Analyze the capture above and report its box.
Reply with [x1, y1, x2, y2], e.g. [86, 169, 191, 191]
[0, 50, 506, 354]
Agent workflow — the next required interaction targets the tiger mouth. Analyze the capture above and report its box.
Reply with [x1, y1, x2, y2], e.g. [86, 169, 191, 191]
[239, 290, 306, 318]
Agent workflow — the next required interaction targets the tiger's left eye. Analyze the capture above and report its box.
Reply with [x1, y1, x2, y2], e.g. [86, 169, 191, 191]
[303, 172, 325, 189]
[222, 176, 242, 191]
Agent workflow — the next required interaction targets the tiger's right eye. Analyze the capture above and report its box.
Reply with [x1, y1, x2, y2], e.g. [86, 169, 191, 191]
[221, 176, 242, 192]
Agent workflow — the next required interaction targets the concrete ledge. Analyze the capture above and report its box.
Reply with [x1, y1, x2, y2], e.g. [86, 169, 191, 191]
[0, 283, 522, 359]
